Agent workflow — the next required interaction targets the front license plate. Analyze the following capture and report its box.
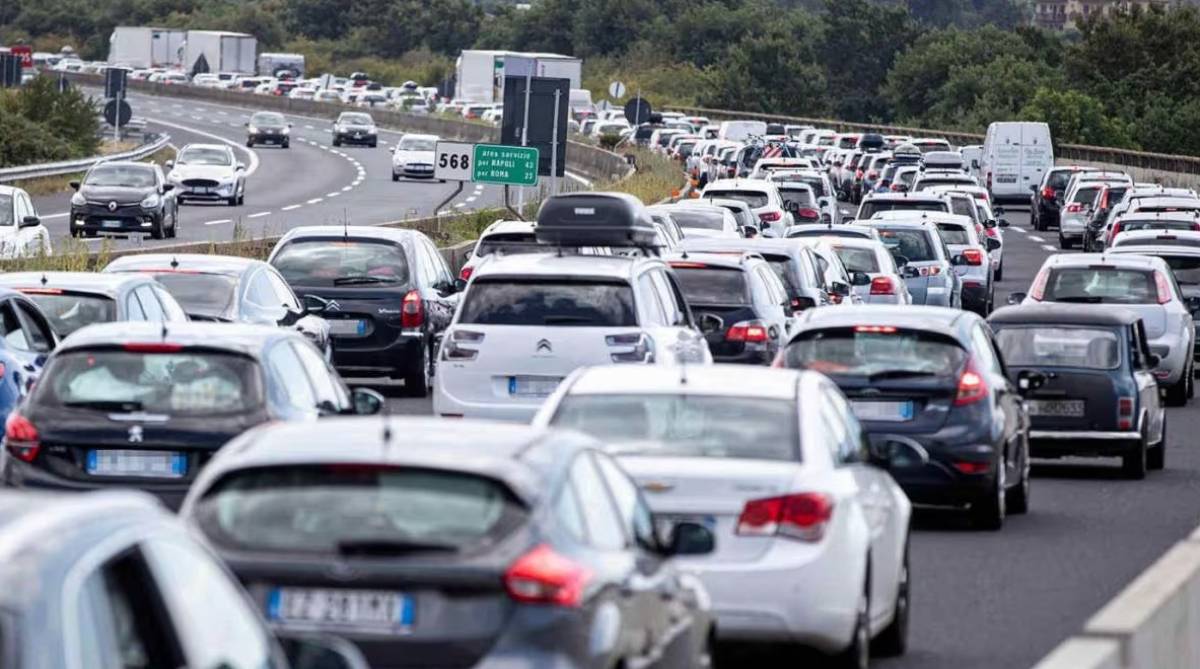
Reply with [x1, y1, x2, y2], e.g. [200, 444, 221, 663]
[267, 588, 414, 632]
[86, 450, 186, 478]
[328, 319, 366, 336]
[102, 219, 122, 228]
[509, 376, 562, 397]
[1026, 399, 1085, 417]
[850, 400, 915, 422]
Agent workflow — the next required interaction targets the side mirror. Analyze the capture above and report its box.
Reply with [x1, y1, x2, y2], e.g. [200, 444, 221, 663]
[830, 281, 850, 297]
[19, 215, 41, 229]
[867, 435, 930, 470]
[1016, 370, 1047, 396]
[971, 159, 980, 169]
[1007, 292, 1028, 305]
[986, 237, 1002, 251]
[350, 387, 385, 415]
[278, 633, 371, 669]
[1185, 296, 1200, 314]
[303, 294, 330, 314]
[994, 206, 1006, 216]
[850, 270, 872, 287]
[698, 312, 723, 334]
[901, 265, 921, 279]
[161, 183, 175, 192]
[663, 520, 715, 557]
[1146, 353, 1162, 368]
[164, 159, 174, 169]
[69, 181, 80, 190]
[818, 197, 831, 206]
[236, 162, 246, 171]
[1029, 184, 1037, 192]
[951, 254, 967, 266]
[790, 296, 817, 314]
[453, 277, 469, 292]
[785, 200, 799, 213]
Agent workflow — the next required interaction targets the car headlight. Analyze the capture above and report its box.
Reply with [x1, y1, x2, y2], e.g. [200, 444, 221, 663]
[248, 126, 259, 134]
[141, 193, 160, 208]
[282, 127, 290, 134]
[366, 126, 377, 134]
[167, 171, 181, 182]
[70, 191, 86, 206]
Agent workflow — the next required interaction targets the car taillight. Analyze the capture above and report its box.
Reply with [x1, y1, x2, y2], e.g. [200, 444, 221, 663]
[797, 207, 820, 220]
[459, 265, 474, 281]
[1107, 223, 1122, 245]
[1041, 187, 1055, 200]
[123, 342, 184, 353]
[954, 358, 988, 406]
[919, 266, 942, 277]
[5, 412, 38, 463]
[869, 276, 896, 295]
[1028, 268, 1050, 301]
[736, 493, 834, 542]
[442, 330, 483, 361]
[727, 321, 769, 343]
[1117, 396, 1135, 431]
[1066, 203, 1083, 213]
[867, 171, 878, 180]
[504, 545, 592, 607]
[401, 289, 424, 329]
[984, 226, 999, 239]
[962, 249, 985, 266]
[759, 211, 782, 223]
[1155, 271, 1173, 305]
[952, 461, 991, 475]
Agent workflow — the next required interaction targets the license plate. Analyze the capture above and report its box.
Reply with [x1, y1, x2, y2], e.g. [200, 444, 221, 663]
[192, 187, 210, 194]
[1026, 399, 1085, 417]
[509, 376, 562, 397]
[850, 400, 915, 422]
[267, 588, 413, 631]
[328, 319, 366, 336]
[996, 175, 1018, 183]
[86, 450, 186, 478]
[102, 219, 122, 228]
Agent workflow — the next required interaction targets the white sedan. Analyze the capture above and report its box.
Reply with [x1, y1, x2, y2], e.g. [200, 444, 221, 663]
[166, 143, 246, 206]
[391, 133, 440, 181]
[534, 364, 915, 668]
[0, 185, 52, 259]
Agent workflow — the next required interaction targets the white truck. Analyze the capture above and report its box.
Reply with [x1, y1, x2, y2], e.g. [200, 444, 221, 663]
[107, 27, 186, 69]
[455, 50, 582, 104]
[257, 52, 305, 79]
[183, 30, 257, 75]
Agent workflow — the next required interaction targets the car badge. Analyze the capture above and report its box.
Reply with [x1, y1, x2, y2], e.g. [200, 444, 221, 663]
[325, 300, 341, 312]
[641, 481, 675, 494]
[536, 339, 553, 354]
[107, 201, 118, 212]
[327, 561, 358, 581]
[128, 425, 144, 444]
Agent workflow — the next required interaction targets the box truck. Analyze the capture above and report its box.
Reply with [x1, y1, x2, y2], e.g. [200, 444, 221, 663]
[183, 31, 257, 76]
[257, 52, 305, 79]
[107, 27, 186, 69]
[455, 50, 582, 104]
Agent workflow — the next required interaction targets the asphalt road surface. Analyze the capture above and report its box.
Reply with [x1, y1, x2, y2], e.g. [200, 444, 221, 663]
[385, 203, 1200, 669]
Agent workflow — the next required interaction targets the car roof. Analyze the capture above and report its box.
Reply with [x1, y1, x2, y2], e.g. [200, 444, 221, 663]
[704, 197, 752, 211]
[1043, 253, 1165, 269]
[1116, 211, 1200, 223]
[666, 252, 759, 271]
[0, 185, 20, 196]
[823, 236, 888, 252]
[275, 225, 420, 245]
[989, 304, 1140, 327]
[470, 252, 643, 281]
[564, 364, 804, 400]
[58, 321, 292, 354]
[179, 143, 230, 152]
[858, 219, 939, 233]
[862, 192, 947, 203]
[868, 211, 974, 227]
[0, 271, 150, 296]
[678, 237, 806, 257]
[787, 223, 877, 237]
[398, 133, 438, 142]
[1131, 197, 1200, 208]
[104, 253, 266, 276]
[796, 305, 973, 338]
[481, 220, 536, 236]
[704, 179, 777, 193]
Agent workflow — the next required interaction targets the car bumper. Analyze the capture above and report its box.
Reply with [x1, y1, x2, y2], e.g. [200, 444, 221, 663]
[395, 165, 436, 178]
[711, 349, 774, 366]
[1059, 216, 1088, 238]
[1150, 338, 1189, 384]
[70, 207, 160, 233]
[1029, 430, 1142, 458]
[870, 431, 998, 509]
[176, 184, 237, 201]
[248, 133, 288, 144]
[337, 133, 377, 144]
[332, 335, 423, 378]
[1037, 203, 1061, 226]
[921, 285, 954, 308]
[3, 458, 189, 510]
[433, 379, 543, 422]
[960, 281, 989, 311]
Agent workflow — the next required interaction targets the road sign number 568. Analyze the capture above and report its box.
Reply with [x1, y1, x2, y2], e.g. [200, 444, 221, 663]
[439, 153, 470, 170]
[434, 141, 475, 181]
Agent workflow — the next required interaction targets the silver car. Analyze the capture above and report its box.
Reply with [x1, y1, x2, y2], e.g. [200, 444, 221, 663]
[827, 236, 914, 305]
[1016, 253, 1196, 405]
[1059, 179, 1130, 249]
[875, 211, 995, 315]
[857, 220, 964, 308]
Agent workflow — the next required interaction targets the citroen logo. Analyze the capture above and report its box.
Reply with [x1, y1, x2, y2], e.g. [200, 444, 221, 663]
[536, 339, 553, 354]
[128, 425, 144, 443]
[107, 201, 118, 212]
[325, 300, 341, 312]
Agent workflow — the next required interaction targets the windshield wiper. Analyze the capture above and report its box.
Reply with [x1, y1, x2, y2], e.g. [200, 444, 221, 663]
[333, 275, 395, 285]
[866, 369, 941, 381]
[63, 400, 144, 412]
[335, 539, 458, 556]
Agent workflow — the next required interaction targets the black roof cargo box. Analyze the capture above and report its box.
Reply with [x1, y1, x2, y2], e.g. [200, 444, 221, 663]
[535, 192, 660, 248]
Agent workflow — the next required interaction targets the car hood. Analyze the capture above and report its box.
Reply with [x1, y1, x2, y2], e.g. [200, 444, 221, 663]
[172, 164, 237, 181]
[78, 185, 153, 203]
[393, 150, 434, 164]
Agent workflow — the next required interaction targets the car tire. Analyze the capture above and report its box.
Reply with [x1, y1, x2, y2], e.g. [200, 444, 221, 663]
[1165, 368, 1190, 407]
[994, 262, 1003, 282]
[1032, 211, 1042, 231]
[167, 210, 178, 239]
[1058, 231, 1069, 249]
[246, 140, 254, 148]
[971, 462, 1006, 530]
[333, 138, 341, 147]
[282, 141, 290, 149]
[834, 570, 871, 669]
[1123, 430, 1148, 480]
[392, 173, 400, 182]
[150, 216, 165, 240]
[404, 346, 431, 398]
[1007, 442, 1031, 514]
[872, 544, 909, 657]
[1149, 416, 1166, 471]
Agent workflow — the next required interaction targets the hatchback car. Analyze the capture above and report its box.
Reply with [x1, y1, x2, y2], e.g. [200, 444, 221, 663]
[182, 417, 716, 669]
[534, 365, 914, 667]
[780, 306, 1033, 529]
[391, 133, 439, 181]
[856, 193, 951, 220]
[1031, 166, 1085, 231]
[827, 237, 914, 305]
[767, 169, 838, 223]
[1105, 211, 1200, 249]
[268, 226, 459, 397]
[0, 272, 188, 338]
[246, 111, 292, 147]
[873, 212, 995, 314]
[1058, 179, 1130, 249]
[701, 178, 794, 231]
[856, 220, 964, 308]
[69, 161, 178, 239]
[989, 305, 1166, 477]
[679, 237, 840, 312]
[167, 143, 247, 205]
[332, 111, 378, 147]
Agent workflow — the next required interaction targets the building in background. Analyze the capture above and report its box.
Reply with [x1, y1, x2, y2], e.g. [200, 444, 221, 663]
[1033, 0, 1173, 31]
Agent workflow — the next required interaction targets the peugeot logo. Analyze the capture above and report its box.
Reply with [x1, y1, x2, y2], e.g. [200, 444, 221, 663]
[536, 339, 553, 354]
[128, 425, 144, 443]
[107, 201, 118, 212]
[325, 300, 342, 312]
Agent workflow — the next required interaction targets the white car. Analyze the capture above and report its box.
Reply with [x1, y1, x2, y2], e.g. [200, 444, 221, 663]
[652, 203, 741, 239]
[533, 364, 914, 666]
[391, 133, 440, 181]
[166, 143, 246, 206]
[701, 178, 794, 231]
[0, 186, 52, 259]
[457, 219, 537, 281]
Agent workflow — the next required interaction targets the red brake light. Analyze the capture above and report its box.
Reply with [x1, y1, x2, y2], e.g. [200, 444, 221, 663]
[1028, 268, 1050, 301]
[727, 322, 769, 343]
[952, 461, 991, 475]
[459, 265, 473, 281]
[5, 412, 39, 463]
[855, 169, 864, 179]
[401, 289, 424, 329]
[962, 249, 985, 265]
[122, 343, 183, 353]
[1155, 271, 1173, 305]
[797, 208, 820, 219]
[855, 325, 897, 333]
[954, 359, 988, 406]
[1118, 396, 1135, 430]
[504, 545, 592, 607]
[736, 493, 834, 542]
[869, 277, 896, 295]
[1107, 222, 1122, 245]
[1066, 203, 1083, 213]
[759, 211, 783, 223]
[17, 288, 63, 295]
[1041, 187, 1056, 199]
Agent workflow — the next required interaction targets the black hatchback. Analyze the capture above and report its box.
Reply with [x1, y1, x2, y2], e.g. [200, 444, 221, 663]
[268, 226, 460, 397]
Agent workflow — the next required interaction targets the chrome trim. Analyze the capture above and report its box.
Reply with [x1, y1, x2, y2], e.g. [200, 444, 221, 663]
[1029, 430, 1140, 441]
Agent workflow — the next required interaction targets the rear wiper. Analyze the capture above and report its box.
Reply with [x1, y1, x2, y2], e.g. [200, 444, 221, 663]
[335, 539, 458, 556]
[63, 400, 144, 412]
[333, 275, 395, 285]
[866, 369, 940, 381]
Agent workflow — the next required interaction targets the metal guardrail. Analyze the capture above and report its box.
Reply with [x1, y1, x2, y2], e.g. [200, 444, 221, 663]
[0, 132, 171, 184]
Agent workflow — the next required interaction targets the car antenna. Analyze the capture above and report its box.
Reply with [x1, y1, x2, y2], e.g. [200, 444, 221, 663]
[170, 256, 179, 270]
[679, 363, 688, 385]
[39, 274, 47, 287]
[381, 390, 394, 451]
[160, 321, 168, 341]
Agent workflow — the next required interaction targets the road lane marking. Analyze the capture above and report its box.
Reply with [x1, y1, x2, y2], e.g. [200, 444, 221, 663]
[326, 192, 340, 197]
[42, 212, 69, 220]
[342, 186, 352, 191]
[204, 219, 232, 226]
[217, 111, 227, 115]
[281, 204, 302, 211]
[1042, 244, 1056, 251]
[454, 203, 465, 208]
[247, 211, 271, 218]
[146, 116, 261, 177]
[465, 196, 477, 202]
[306, 198, 322, 204]
[1029, 235, 1045, 242]
[305, 124, 314, 130]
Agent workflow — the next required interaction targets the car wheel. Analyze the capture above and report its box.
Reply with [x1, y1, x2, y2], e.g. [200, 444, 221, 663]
[873, 543, 909, 657]
[392, 173, 400, 182]
[1123, 429, 1148, 480]
[971, 460, 1006, 530]
[282, 141, 290, 149]
[994, 262, 1003, 282]
[333, 138, 341, 147]
[245, 140, 253, 148]
[1149, 415, 1166, 471]
[150, 216, 165, 240]
[1165, 369, 1189, 407]
[370, 141, 377, 148]
[403, 346, 431, 398]
[1032, 211, 1041, 231]
[834, 571, 871, 669]
[1007, 441, 1031, 514]
[1058, 231, 1068, 249]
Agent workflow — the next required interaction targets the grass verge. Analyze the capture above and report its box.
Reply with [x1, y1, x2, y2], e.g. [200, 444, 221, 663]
[8, 142, 176, 197]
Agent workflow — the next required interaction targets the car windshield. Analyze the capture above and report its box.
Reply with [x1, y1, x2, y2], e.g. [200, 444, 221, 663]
[340, 113, 373, 125]
[458, 279, 636, 326]
[935, 223, 971, 245]
[475, 232, 538, 257]
[785, 327, 966, 378]
[0, 195, 11, 226]
[875, 228, 936, 261]
[36, 350, 263, 416]
[859, 201, 947, 218]
[551, 394, 799, 461]
[673, 267, 750, 305]
[23, 292, 116, 337]
[833, 246, 879, 273]
[272, 240, 409, 286]
[178, 147, 231, 166]
[146, 272, 238, 320]
[250, 113, 285, 126]
[669, 209, 727, 231]
[85, 165, 156, 188]
[1043, 268, 1160, 304]
[194, 466, 525, 553]
[704, 190, 769, 209]
[995, 327, 1120, 370]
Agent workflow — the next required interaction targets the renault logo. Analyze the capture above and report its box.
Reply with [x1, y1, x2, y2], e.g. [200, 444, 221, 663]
[107, 201, 118, 212]
[536, 339, 553, 354]
[128, 425, 144, 443]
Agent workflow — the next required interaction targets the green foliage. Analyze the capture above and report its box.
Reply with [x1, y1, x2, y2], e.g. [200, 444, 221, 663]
[0, 76, 99, 168]
[1018, 88, 1135, 149]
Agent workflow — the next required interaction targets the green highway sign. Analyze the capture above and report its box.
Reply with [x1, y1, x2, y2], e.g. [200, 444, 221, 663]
[472, 144, 539, 186]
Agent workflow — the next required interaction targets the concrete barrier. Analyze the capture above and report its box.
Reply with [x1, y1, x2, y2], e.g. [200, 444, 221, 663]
[1032, 638, 1123, 669]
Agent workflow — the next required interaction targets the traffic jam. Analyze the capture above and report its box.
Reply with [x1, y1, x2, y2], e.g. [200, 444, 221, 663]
[2, 114, 1198, 669]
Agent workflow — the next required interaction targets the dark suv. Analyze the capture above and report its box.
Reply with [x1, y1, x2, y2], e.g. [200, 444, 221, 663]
[69, 161, 177, 239]
[1031, 166, 1083, 231]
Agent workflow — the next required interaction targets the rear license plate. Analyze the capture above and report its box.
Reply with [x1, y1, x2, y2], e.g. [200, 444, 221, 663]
[86, 450, 186, 478]
[328, 319, 366, 336]
[850, 400, 915, 422]
[102, 220, 122, 228]
[1026, 399, 1085, 417]
[508, 376, 562, 397]
[267, 588, 414, 631]
[996, 175, 1018, 183]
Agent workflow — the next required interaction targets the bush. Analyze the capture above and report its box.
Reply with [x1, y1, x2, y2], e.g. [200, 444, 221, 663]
[0, 74, 99, 165]
[0, 108, 74, 168]
[598, 133, 623, 150]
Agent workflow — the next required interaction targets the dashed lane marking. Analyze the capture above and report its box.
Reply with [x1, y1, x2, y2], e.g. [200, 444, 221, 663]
[1042, 244, 1056, 251]
[306, 198, 323, 204]
[281, 204, 302, 211]
[247, 211, 271, 218]
[1029, 235, 1045, 242]
[204, 219, 232, 226]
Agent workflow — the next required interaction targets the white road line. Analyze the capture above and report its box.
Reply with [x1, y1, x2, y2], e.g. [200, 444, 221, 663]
[42, 212, 69, 220]
[1042, 244, 1057, 251]
[306, 198, 322, 204]
[146, 116, 261, 177]
[342, 186, 352, 192]
[305, 124, 314, 130]
[325, 192, 340, 197]
[453, 203, 465, 208]
[281, 204, 302, 211]
[1028, 235, 1045, 242]
[465, 196, 477, 202]
[247, 211, 271, 218]
[204, 219, 232, 226]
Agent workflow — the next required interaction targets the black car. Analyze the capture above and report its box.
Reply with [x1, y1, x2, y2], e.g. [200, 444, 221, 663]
[268, 226, 458, 397]
[181, 417, 716, 669]
[1, 322, 384, 509]
[245, 111, 293, 148]
[680, 237, 842, 312]
[1083, 183, 1132, 251]
[989, 304, 1167, 478]
[1031, 166, 1083, 232]
[782, 305, 1034, 530]
[332, 111, 378, 147]
[102, 253, 333, 358]
[68, 161, 178, 239]
[0, 490, 367, 669]
[0, 271, 189, 338]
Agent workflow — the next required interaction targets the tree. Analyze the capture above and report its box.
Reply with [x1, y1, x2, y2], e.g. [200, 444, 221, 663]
[822, 0, 917, 121]
[1018, 87, 1135, 148]
[700, 24, 829, 116]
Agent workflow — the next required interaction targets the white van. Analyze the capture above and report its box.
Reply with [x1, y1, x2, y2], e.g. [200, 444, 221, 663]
[981, 122, 1053, 203]
[717, 120, 768, 142]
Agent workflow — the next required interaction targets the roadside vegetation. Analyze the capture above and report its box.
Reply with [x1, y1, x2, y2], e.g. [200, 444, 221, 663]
[0, 76, 99, 168]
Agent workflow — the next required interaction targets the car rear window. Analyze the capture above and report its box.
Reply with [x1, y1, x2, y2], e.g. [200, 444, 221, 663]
[949, 198, 976, 220]
[459, 279, 636, 326]
[1113, 234, 1200, 248]
[859, 201, 948, 218]
[704, 190, 769, 209]
[36, 350, 263, 416]
[995, 327, 1120, 370]
[22, 292, 117, 337]
[833, 246, 879, 273]
[1044, 268, 1160, 304]
[762, 255, 804, 295]
[673, 267, 751, 305]
[193, 466, 525, 554]
[780, 189, 816, 209]
[784, 327, 967, 378]
[550, 395, 800, 461]
[1047, 170, 1075, 190]
[1071, 186, 1101, 204]
[1118, 220, 1198, 234]
[272, 240, 410, 287]
[149, 273, 238, 320]
[1163, 255, 1200, 285]
[935, 223, 971, 245]
[475, 232, 538, 257]
[669, 209, 727, 231]
[876, 228, 937, 262]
